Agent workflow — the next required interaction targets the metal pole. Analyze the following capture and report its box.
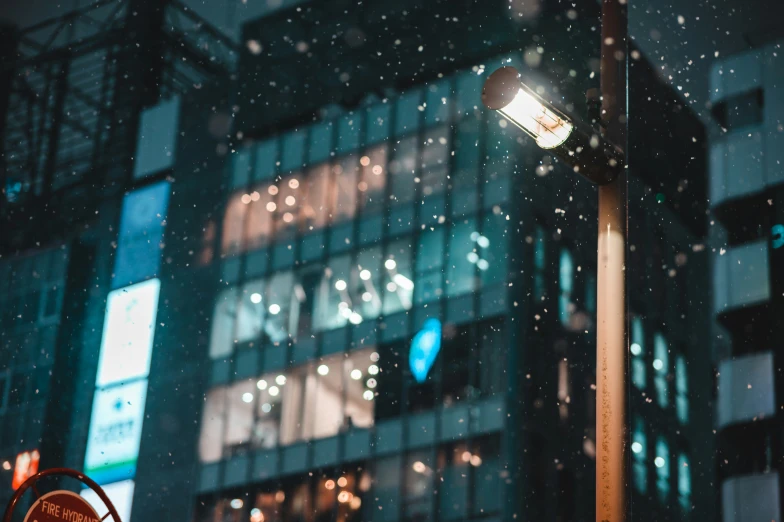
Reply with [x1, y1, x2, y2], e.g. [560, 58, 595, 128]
[596, 0, 628, 521]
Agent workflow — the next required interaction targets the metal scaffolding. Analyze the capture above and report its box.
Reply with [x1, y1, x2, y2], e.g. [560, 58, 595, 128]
[0, 0, 237, 249]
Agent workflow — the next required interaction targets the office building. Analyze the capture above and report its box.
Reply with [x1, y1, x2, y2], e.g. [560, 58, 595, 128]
[709, 39, 784, 522]
[0, 0, 715, 521]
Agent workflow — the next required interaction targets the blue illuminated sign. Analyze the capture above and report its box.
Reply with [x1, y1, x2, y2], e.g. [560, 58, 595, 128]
[113, 181, 170, 289]
[772, 224, 784, 250]
[409, 319, 442, 383]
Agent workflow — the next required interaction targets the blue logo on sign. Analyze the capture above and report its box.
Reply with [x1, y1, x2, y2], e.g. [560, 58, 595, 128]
[409, 319, 442, 383]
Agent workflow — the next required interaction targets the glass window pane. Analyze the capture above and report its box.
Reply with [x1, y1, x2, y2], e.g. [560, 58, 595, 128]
[355, 246, 382, 320]
[254, 140, 278, 181]
[420, 126, 450, 196]
[403, 452, 433, 519]
[237, 280, 265, 344]
[631, 317, 646, 389]
[210, 288, 238, 359]
[309, 121, 333, 163]
[425, 80, 451, 125]
[656, 437, 670, 501]
[279, 369, 304, 445]
[333, 156, 359, 223]
[632, 416, 647, 493]
[281, 131, 306, 172]
[446, 218, 478, 297]
[301, 164, 331, 232]
[254, 373, 281, 449]
[654, 333, 669, 408]
[366, 103, 391, 145]
[389, 137, 417, 205]
[199, 387, 226, 463]
[222, 193, 247, 256]
[245, 184, 275, 250]
[314, 255, 353, 331]
[344, 349, 376, 429]
[452, 117, 481, 188]
[338, 113, 362, 153]
[480, 211, 508, 287]
[382, 240, 413, 315]
[224, 380, 256, 456]
[415, 227, 445, 304]
[275, 174, 304, 239]
[359, 145, 387, 213]
[395, 89, 422, 136]
[303, 358, 344, 439]
[265, 271, 295, 342]
[438, 443, 469, 520]
[374, 456, 401, 522]
[231, 149, 251, 189]
[559, 249, 574, 327]
[472, 436, 502, 515]
[456, 71, 482, 116]
[442, 326, 470, 405]
[479, 321, 506, 397]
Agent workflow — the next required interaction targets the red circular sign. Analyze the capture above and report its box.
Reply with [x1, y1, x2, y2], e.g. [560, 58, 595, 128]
[23, 490, 101, 522]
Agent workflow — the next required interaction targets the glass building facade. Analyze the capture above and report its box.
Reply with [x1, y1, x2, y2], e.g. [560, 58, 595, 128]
[0, 0, 720, 521]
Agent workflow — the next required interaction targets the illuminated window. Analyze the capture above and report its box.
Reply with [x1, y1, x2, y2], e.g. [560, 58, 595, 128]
[301, 359, 344, 440]
[222, 193, 247, 256]
[274, 173, 304, 238]
[404, 452, 433, 520]
[655, 437, 670, 501]
[631, 417, 647, 493]
[300, 164, 331, 232]
[382, 240, 414, 315]
[244, 184, 274, 250]
[265, 271, 295, 342]
[236, 280, 265, 345]
[678, 453, 691, 513]
[558, 249, 574, 327]
[314, 255, 353, 332]
[653, 333, 669, 408]
[333, 156, 359, 223]
[630, 317, 646, 390]
[209, 288, 238, 359]
[254, 372, 282, 449]
[355, 246, 383, 320]
[199, 387, 226, 463]
[359, 145, 388, 213]
[675, 355, 689, 424]
[224, 380, 256, 456]
[415, 227, 445, 304]
[446, 218, 478, 297]
[343, 350, 376, 429]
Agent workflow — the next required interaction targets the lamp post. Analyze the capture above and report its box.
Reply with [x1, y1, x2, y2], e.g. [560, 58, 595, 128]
[482, 2, 629, 519]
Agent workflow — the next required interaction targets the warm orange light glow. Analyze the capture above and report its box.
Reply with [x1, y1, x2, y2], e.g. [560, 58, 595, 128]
[12, 450, 40, 490]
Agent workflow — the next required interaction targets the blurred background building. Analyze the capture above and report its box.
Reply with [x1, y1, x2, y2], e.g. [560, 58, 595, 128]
[3, 0, 781, 521]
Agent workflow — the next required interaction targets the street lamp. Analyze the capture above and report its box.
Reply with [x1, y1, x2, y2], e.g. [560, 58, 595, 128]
[483, 60, 629, 521]
[481, 66, 624, 185]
